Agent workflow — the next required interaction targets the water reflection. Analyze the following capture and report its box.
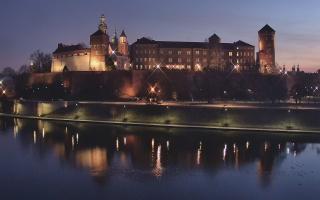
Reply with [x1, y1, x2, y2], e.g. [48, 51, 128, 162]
[0, 117, 320, 191]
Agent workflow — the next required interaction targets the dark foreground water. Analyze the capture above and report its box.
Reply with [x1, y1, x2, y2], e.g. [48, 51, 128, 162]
[1, 118, 320, 200]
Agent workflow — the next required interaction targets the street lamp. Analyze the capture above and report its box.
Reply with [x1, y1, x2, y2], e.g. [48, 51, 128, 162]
[150, 86, 156, 94]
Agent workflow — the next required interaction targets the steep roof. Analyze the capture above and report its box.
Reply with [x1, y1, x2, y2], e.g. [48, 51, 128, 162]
[90, 29, 106, 37]
[209, 34, 221, 40]
[53, 44, 87, 54]
[133, 37, 254, 49]
[259, 24, 275, 33]
[120, 30, 127, 37]
[234, 40, 254, 47]
[134, 37, 158, 44]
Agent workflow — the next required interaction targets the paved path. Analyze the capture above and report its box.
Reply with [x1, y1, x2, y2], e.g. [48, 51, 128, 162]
[1, 113, 320, 135]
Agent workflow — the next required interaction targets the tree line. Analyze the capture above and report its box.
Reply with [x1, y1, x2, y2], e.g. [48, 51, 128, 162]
[0, 50, 51, 77]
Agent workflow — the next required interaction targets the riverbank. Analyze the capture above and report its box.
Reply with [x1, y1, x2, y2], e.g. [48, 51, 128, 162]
[0, 100, 319, 133]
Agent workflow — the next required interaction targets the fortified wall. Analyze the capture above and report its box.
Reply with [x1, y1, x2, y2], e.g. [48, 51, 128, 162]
[25, 70, 289, 101]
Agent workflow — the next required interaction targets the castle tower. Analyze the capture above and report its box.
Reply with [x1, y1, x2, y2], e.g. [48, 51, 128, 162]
[208, 34, 221, 46]
[118, 30, 129, 56]
[90, 15, 110, 71]
[258, 24, 276, 74]
[111, 28, 118, 51]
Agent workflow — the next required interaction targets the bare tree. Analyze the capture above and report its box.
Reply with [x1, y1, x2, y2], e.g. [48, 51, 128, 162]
[30, 50, 52, 73]
[18, 64, 31, 74]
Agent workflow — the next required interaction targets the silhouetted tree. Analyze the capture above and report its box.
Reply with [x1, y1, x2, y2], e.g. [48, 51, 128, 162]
[18, 65, 31, 74]
[30, 50, 52, 73]
[1, 67, 16, 77]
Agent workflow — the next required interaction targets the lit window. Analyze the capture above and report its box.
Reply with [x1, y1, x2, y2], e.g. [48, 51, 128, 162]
[168, 50, 172, 55]
[178, 51, 182, 55]
[196, 58, 200, 62]
[187, 51, 191, 55]
[168, 58, 173, 63]
[229, 52, 233, 57]
[195, 50, 200, 55]
[237, 52, 239, 57]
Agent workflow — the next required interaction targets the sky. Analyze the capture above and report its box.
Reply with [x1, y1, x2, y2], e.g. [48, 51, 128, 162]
[0, 0, 320, 72]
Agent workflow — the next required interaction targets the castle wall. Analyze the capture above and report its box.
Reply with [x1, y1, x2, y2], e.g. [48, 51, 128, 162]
[52, 53, 91, 72]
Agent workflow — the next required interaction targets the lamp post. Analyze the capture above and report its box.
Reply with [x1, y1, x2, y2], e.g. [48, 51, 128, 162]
[123, 105, 127, 121]
[287, 109, 292, 130]
[223, 105, 229, 127]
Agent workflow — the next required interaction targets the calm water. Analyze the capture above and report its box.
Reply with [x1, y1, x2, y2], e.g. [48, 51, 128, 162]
[1, 118, 320, 200]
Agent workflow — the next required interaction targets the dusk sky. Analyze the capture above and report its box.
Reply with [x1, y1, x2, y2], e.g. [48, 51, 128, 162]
[1, 0, 320, 72]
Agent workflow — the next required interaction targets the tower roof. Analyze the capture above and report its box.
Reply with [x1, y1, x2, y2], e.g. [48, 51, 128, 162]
[120, 30, 127, 37]
[112, 28, 118, 40]
[259, 24, 275, 33]
[91, 29, 106, 37]
[209, 33, 221, 44]
[209, 33, 220, 40]
[98, 14, 107, 33]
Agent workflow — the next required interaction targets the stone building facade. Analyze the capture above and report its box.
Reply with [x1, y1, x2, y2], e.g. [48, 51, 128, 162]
[258, 24, 276, 74]
[51, 15, 130, 72]
[130, 35, 256, 71]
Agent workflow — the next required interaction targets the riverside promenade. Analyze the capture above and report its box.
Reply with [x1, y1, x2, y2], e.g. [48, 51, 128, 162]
[2, 100, 320, 134]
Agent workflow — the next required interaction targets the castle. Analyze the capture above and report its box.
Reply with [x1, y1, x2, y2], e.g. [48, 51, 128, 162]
[51, 15, 276, 74]
[51, 15, 130, 72]
[131, 24, 276, 73]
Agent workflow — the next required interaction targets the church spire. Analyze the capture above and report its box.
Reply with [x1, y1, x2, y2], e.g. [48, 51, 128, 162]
[99, 14, 107, 33]
[114, 26, 118, 37]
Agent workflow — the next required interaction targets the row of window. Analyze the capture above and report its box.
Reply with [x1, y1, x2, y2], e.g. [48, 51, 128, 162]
[135, 58, 156, 62]
[161, 50, 207, 56]
[135, 49, 157, 55]
[135, 57, 208, 63]
[135, 65, 193, 70]
[54, 52, 88, 58]
[135, 49, 254, 58]
[135, 49, 208, 56]
[228, 51, 254, 57]
[92, 44, 106, 48]
[236, 58, 255, 64]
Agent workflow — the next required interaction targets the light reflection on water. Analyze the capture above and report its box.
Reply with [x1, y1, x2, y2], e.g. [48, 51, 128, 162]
[1, 117, 320, 200]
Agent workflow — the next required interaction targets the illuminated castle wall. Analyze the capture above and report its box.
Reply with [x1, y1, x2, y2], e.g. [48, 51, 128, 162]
[258, 24, 276, 74]
[51, 15, 129, 72]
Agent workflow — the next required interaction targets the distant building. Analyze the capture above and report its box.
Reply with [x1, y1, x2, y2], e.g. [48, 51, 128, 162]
[130, 35, 256, 71]
[51, 15, 130, 72]
[258, 24, 276, 74]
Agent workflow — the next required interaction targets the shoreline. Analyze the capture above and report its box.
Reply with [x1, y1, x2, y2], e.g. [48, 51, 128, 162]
[1, 112, 320, 135]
